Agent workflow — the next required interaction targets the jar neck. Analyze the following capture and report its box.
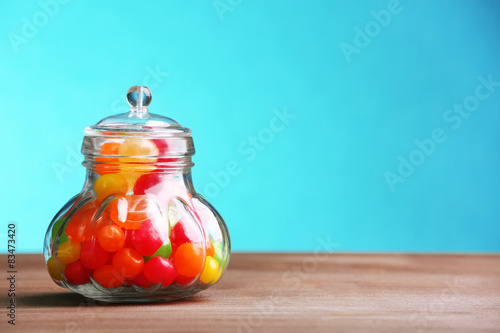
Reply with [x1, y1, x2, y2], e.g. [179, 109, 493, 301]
[83, 156, 195, 174]
[81, 136, 196, 174]
[81, 161, 196, 197]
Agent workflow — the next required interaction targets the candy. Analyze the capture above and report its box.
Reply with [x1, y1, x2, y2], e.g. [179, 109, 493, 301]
[145, 243, 172, 261]
[173, 243, 204, 277]
[84, 213, 112, 241]
[110, 195, 153, 230]
[152, 138, 169, 155]
[93, 174, 128, 202]
[66, 200, 99, 243]
[46, 256, 66, 281]
[133, 219, 163, 256]
[112, 248, 144, 278]
[143, 257, 177, 286]
[80, 239, 109, 270]
[57, 241, 81, 264]
[170, 222, 191, 251]
[199, 256, 219, 284]
[153, 139, 177, 167]
[93, 265, 125, 289]
[106, 252, 115, 265]
[133, 173, 164, 195]
[97, 142, 120, 161]
[129, 272, 152, 288]
[64, 261, 90, 285]
[119, 138, 159, 163]
[205, 238, 215, 257]
[123, 228, 135, 247]
[95, 142, 121, 175]
[212, 241, 223, 264]
[51, 218, 69, 244]
[174, 274, 193, 285]
[97, 225, 125, 252]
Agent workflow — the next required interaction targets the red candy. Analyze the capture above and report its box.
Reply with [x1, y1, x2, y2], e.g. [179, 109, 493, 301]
[133, 219, 163, 256]
[80, 239, 109, 270]
[174, 274, 193, 286]
[129, 272, 152, 288]
[64, 261, 90, 285]
[170, 222, 191, 251]
[133, 173, 164, 195]
[143, 257, 177, 286]
[123, 228, 135, 248]
[152, 139, 177, 166]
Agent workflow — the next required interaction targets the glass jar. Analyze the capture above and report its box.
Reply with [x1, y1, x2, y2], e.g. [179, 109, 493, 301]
[43, 86, 230, 303]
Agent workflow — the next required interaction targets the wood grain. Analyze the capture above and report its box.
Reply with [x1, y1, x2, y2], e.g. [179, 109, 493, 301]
[0, 253, 499, 332]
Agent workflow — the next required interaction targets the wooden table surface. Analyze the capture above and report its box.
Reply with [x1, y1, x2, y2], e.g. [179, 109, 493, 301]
[0, 253, 499, 332]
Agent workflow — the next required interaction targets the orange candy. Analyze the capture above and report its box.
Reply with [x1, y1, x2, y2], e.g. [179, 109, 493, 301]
[66, 200, 99, 243]
[173, 243, 204, 277]
[83, 213, 112, 241]
[112, 248, 144, 278]
[110, 195, 153, 230]
[95, 142, 121, 175]
[205, 235, 215, 257]
[97, 225, 125, 252]
[93, 265, 125, 289]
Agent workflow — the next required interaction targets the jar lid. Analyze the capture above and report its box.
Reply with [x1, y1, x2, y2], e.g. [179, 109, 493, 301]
[85, 86, 191, 137]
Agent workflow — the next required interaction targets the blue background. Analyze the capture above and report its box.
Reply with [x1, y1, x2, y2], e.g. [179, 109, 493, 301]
[1, 0, 499, 253]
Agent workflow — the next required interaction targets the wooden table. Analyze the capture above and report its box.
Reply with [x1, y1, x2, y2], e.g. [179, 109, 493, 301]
[1, 253, 499, 332]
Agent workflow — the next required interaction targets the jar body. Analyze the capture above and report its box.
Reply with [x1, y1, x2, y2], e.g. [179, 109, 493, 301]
[43, 143, 230, 303]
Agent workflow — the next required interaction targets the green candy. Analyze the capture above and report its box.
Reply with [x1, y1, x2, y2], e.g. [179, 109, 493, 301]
[212, 241, 223, 265]
[51, 218, 69, 244]
[145, 243, 172, 262]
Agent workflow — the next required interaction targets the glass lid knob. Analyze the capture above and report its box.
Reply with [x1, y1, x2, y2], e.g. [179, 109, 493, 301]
[127, 86, 152, 111]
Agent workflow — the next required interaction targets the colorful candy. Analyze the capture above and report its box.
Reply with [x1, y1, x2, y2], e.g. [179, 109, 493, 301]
[110, 195, 153, 230]
[199, 256, 219, 284]
[112, 248, 144, 278]
[145, 243, 172, 261]
[93, 265, 125, 289]
[130, 272, 152, 288]
[51, 218, 69, 244]
[46, 256, 66, 281]
[80, 239, 109, 270]
[170, 222, 191, 250]
[119, 138, 159, 163]
[213, 241, 223, 264]
[173, 243, 204, 278]
[143, 257, 177, 286]
[64, 261, 90, 285]
[133, 173, 164, 195]
[133, 219, 163, 256]
[97, 225, 125, 252]
[93, 174, 128, 202]
[66, 200, 98, 243]
[57, 241, 81, 264]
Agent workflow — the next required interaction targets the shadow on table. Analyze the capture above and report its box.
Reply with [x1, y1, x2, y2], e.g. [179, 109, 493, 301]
[17, 292, 209, 308]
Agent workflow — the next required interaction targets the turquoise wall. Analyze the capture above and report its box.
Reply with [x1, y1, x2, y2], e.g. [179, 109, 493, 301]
[1, 0, 499, 253]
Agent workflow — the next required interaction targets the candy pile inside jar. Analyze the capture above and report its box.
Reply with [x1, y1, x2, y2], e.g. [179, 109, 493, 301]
[45, 86, 228, 296]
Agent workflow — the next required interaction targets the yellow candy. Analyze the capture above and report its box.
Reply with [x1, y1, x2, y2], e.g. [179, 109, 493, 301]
[94, 173, 128, 202]
[46, 256, 66, 281]
[57, 241, 81, 264]
[199, 256, 219, 284]
[119, 138, 159, 164]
